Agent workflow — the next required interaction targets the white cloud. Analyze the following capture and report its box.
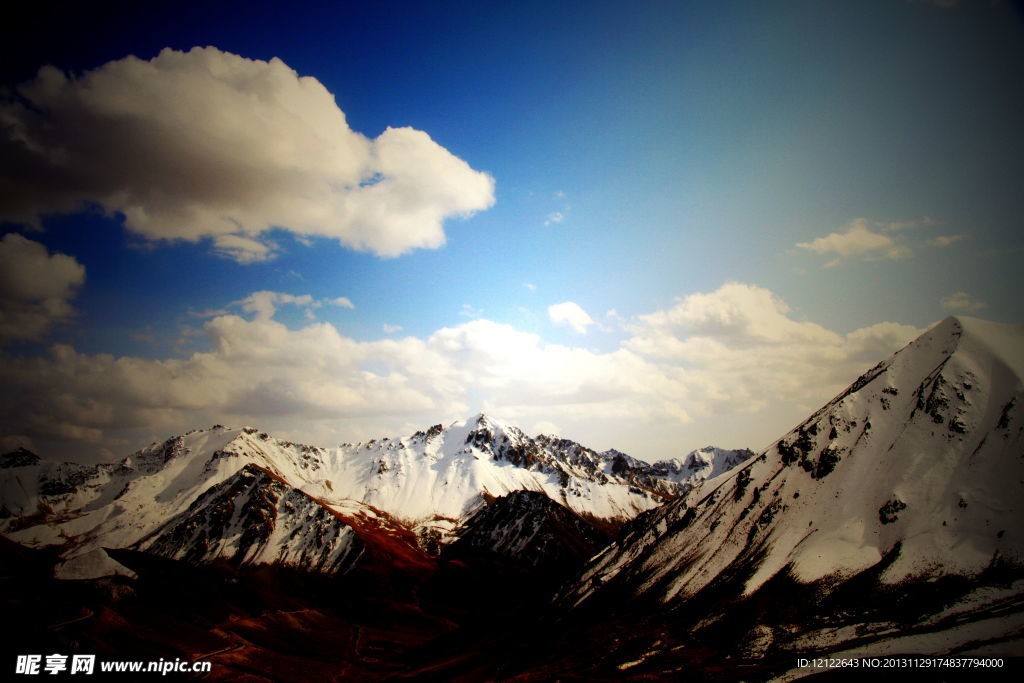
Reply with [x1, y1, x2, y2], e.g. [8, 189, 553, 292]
[0, 283, 922, 463]
[796, 218, 911, 264]
[927, 234, 966, 248]
[940, 291, 987, 312]
[382, 323, 403, 333]
[544, 212, 565, 226]
[877, 216, 935, 232]
[0, 306, 683, 455]
[459, 303, 483, 319]
[212, 235, 277, 264]
[624, 283, 921, 414]
[0, 233, 85, 344]
[234, 291, 353, 322]
[548, 301, 595, 334]
[629, 283, 838, 346]
[605, 308, 625, 330]
[532, 421, 561, 437]
[189, 307, 230, 319]
[238, 291, 314, 321]
[523, 282, 536, 292]
[329, 297, 355, 309]
[0, 47, 494, 263]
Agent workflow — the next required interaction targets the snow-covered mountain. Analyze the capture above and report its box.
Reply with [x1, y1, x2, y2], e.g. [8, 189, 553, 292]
[0, 413, 707, 578]
[136, 463, 366, 574]
[649, 446, 754, 487]
[443, 489, 611, 574]
[320, 413, 690, 529]
[562, 316, 1024, 660]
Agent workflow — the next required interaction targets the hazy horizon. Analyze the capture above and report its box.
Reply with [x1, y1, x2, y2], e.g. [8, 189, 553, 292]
[1, 0, 1022, 464]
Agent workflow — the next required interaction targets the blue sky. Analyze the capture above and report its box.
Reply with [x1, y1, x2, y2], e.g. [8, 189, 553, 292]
[2, 0, 1022, 462]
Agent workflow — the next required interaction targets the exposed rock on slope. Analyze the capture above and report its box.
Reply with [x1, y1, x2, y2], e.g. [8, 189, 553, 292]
[443, 490, 611, 575]
[136, 464, 365, 574]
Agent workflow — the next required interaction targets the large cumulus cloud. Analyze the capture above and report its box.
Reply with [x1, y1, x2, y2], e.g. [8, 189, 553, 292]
[624, 283, 922, 413]
[0, 47, 495, 261]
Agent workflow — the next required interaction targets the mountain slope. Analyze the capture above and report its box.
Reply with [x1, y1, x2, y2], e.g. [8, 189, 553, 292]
[559, 316, 1024, 662]
[1, 426, 365, 573]
[443, 490, 611, 574]
[135, 463, 366, 574]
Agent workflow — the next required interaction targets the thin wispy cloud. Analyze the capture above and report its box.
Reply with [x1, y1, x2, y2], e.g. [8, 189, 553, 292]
[212, 235, 278, 264]
[927, 234, 966, 248]
[233, 291, 355, 321]
[240, 292, 315, 321]
[329, 297, 355, 309]
[796, 217, 957, 267]
[544, 211, 565, 226]
[941, 291, 987, 312]
[459, 304, 484, 319]
[543, 191, 571, 226]
[189, 308, 230, 320]
[796, 218, 911, 266]
[130, 329, 157, 344]
[877, 216, 936, 232]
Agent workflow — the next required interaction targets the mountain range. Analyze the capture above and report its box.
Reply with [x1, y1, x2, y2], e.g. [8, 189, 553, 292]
[1, 411, 751, 581]
[1, 315, 1021, 680]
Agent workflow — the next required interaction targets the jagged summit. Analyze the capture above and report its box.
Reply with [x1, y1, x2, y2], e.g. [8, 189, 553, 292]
[649, 445, 755, 487]
[324, 413, 693, 526]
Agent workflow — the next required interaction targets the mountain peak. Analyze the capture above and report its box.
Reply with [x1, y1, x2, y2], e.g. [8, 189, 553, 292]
[0, 447, 40, 468]
[458, 411, 508, 432]
[567, 315, 1024, 609]
[954, 316, 1024, 379]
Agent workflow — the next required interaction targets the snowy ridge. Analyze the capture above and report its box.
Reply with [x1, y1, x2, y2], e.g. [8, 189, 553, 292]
[566, 316, 1024, 608]
[135, 464, 365, 574]
[649, 446, 755, 487]
[318, 413, 688, 532]
[0, 413, 703, 577]
[0, 426, 369, 575]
